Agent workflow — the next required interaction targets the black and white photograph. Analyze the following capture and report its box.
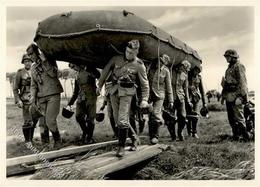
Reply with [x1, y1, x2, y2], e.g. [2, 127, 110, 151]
[1, 0, 259, 185]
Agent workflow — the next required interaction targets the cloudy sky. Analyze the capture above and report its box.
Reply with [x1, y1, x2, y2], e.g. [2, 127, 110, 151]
[6, 5, 255, 91]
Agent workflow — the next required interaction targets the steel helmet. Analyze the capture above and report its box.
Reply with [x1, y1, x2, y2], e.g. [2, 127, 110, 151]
[62, 107, 74, 119]
[200, 106, 209, 117]
[21, 54, 32, 64]
[224, 49, 239, 58]
[96, 112, 105, 122]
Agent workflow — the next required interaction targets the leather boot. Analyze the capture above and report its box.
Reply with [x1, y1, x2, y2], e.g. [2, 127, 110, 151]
[22, 126, 31, 142]
[238, 123, 250, 141]
[167, 122, 176, 141]
[177, 118, 186, 141]
[86, 120, 95, 144]
[40, 129, 50, 144]
[29, 127, 35, 142]
[52, 131, 62, 149]
[116, 128, 127, 157]
[187, 120, 192, 136]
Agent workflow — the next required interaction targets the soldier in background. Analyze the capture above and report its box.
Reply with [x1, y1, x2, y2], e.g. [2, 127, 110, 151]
[97, 39, 149, 157]
[27, 43, 64, 148]
[167, 60, 192, 141]
[67, 63, 100, 144]
[221, 49, 250, 141]
[187, 65, 207, 138]
[147, 54, 174, 144]
[13, 54, 38, 142]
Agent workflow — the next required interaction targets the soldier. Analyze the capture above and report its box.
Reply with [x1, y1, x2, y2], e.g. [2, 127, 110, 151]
[167, 60, 192, 141]
[26, 43, 64, 148]
[187, 65, 207, 138]
[13, 54, 38, 142]
[67, 63, 100, 144]
[97, 39, 149, 157]
[221, 49, 250, 141]
[148, 54, 174, 144]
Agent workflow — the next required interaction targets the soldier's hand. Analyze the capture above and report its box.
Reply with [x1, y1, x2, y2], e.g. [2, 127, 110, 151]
[139, 100, 149, 108]
[235, 97, 242, 105]
[188, 102, 193, 109]
[17, 100, 23, 108]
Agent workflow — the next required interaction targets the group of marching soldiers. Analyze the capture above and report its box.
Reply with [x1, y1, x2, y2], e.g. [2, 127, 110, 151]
[13, 39, 251, 157]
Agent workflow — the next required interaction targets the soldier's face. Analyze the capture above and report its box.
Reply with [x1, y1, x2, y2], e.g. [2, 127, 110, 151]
[24, 59, 32, 70]
[27, 48, 38, 62]
[224, 56, 232, 63]
[125, 47, 138, 61]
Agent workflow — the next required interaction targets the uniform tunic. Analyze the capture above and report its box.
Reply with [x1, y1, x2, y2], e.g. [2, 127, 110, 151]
[31, 58, 63, 132]
[13, 68, 33, 126]
[98, 55, 149, 129]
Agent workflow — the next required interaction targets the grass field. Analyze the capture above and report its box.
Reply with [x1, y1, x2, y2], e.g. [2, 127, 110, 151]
[6, 97, 254, 180]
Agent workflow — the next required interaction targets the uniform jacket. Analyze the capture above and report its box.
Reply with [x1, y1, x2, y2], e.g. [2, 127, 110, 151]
[188, 74, 206, 104]
[98, 55, 149, 101]
[31, 57, 63, 98]
[68, 69, 97, 105]
[148, 64, 173, 103]
[172, 70, 190, 102]
[13, 68, 31, 104]
[222, 61, 248, 102]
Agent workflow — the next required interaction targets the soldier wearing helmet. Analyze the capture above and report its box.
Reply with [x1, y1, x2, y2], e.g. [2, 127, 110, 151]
[167, 59, 192, 141]
[13, 54, 38, 142]
[221, 49, 250, 141]
[27, 43, 64, 149]
[97, 39, 149, 157]
[187, 65, 207, 139]
[66, 63, 100, 144]
[147, 54, 174, 144]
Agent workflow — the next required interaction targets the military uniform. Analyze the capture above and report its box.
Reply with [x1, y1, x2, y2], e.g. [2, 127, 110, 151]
[148, 63, 173, 142]
[167, 68, 190, 141]
[30, 55, 63, 145]
[68, 68, 98, 143]
[98, 54, 149, 155]
[13, 67, 37, 142]
[222, 60, 249, 140]
[187, 73, 206, 137]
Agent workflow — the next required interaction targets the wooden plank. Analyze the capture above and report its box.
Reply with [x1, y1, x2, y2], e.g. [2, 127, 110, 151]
[7, 138, 134, 167]
[86, 144, 168, 179]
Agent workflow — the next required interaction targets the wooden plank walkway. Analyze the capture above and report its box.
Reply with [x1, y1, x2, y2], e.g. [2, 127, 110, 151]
[8, 144, 168, 180]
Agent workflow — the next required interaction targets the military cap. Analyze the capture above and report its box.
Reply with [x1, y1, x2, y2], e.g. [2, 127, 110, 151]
[160, 54, 170, 65]
[21, 54, 32, 64]
[224, 49, 239, 58]
[127, 39, 140, 50]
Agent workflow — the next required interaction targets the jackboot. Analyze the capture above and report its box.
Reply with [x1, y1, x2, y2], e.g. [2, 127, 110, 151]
[40, 129, 50, 145]
[167, 122, 176, 141]
[116, 128, 128, 157]
[237, 123, 250, 141]
[187, 120, 192, 136]
[78, 120, 88, 144]
[86, 120, 95, 144]
[22, 126, 31, 142]
[52, 131, 62, 149]
[177, 118, 186, 141]
[29, 127, 35, 142]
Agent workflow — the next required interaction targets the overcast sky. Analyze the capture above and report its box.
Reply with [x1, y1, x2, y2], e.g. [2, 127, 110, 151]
[6, 6, 255, 91]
